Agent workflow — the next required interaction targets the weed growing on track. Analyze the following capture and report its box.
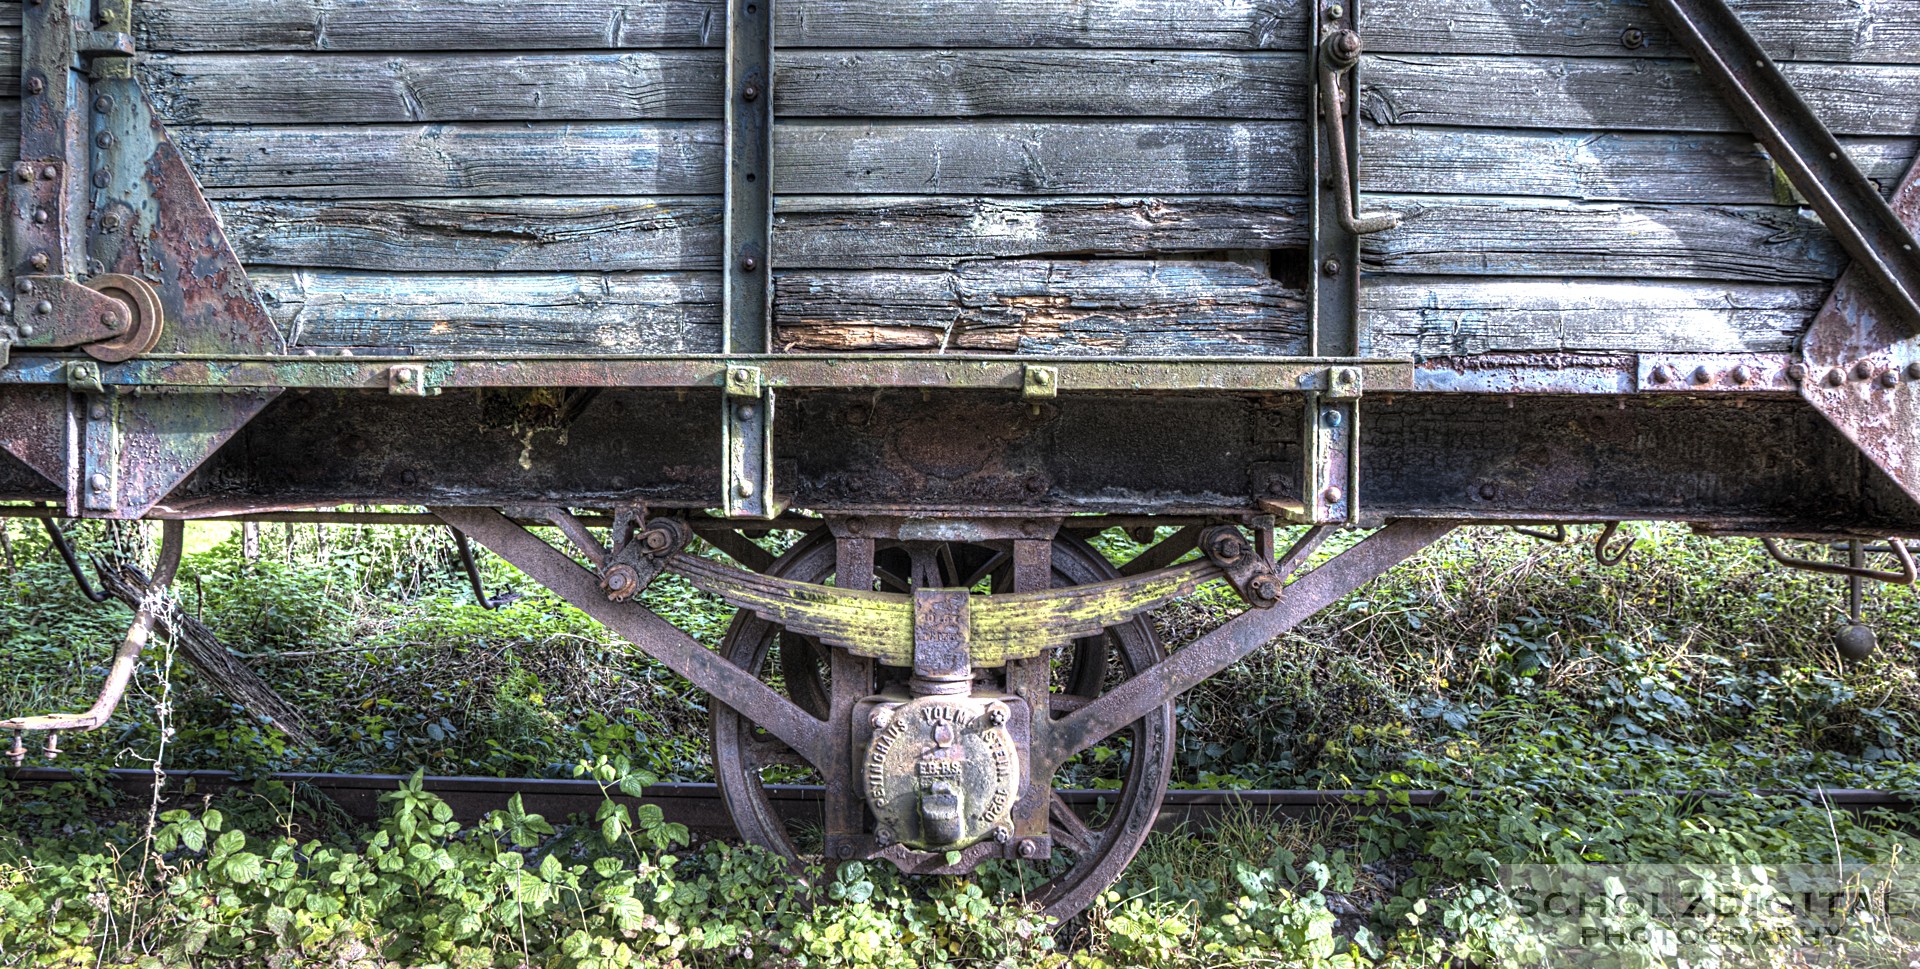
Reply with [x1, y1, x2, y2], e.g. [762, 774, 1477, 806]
[3, 518, 1920, 965]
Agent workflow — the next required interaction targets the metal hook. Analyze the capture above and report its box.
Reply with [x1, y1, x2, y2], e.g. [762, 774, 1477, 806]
[1594, 522, 1636, 566]
[1512, 523, 1568, 544]
[449, 525, 522, 609]
[41, 515, 111, 603]
[1761, 536, 1917, 585]
[1318, 30, 1400, 236]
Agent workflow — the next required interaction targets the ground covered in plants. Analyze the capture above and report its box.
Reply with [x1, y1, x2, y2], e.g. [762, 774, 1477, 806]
[2, 518, 1919, 966]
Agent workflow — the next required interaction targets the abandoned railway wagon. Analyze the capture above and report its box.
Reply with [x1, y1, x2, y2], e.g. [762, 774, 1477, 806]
[5, 0, 1920, 917]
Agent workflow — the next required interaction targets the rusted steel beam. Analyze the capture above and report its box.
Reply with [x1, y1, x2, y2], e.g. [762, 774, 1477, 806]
[1038, 518, 1458, 774]
[429, 506, 829, 768]
[1648, 0, 1920, 334]
[0, 356, 1414, 393]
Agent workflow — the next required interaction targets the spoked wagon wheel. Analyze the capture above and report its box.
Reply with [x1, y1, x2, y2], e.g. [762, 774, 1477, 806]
[710, 526, 1174, 920]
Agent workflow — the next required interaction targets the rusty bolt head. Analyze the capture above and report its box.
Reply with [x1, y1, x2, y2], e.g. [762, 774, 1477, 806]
[1730, 365, 1752, 385]
[14, 280, 31, 295]
[1328, 28, 1363, 62]
[994, 826, 1013, 844]
[1907, 362, 1920, 381]
[601, 563, 641, 601]
[93, 95, 113, 113]
[32, 209, 48, 225]
[739, 254, 757, 272]
[28, 252, 47, 271]
[985, 703, 1010, 727]
[25, 77, 44, 96]
[34, 301, 51, 315]
[843, 516, 867, 537]
[1322, 486, 1345, 504]
[1324, 3, 1343, 18]
[94, 132, 113, 148]
[1787, 363, 1808, 383]
[641, 524, 675, 552]
[742, 82, 760, 101]
[1826, 368, 1845, 387]
[93, 171, 110, 188]
[16, 324, 33, 337]
[101, 214, 121, 230]
[869, 708, 893, 731]
[736, 404, 756, 421]
[875, 827, 894, 848]
[394, 366, 417, 384]
[835, 841, 856, 859]
[1879, 370, 1900, 388]
[1022, 473, 1048, 495]
[400, 469, 420, 486]
[88, 473, 108, 493]
[1620, 26, 1646, 48]
[1017, 839, 1040, 859]
[1206, 529, 1247, 563]
[1249, 573, 1283, 603]
[1690, 365, 1711, 385]
[1320, 258, 1341, 277]
[14, 163, 34, 182]
[89, 402, 106, 420]
[1323, 407, 1343, 428]
[1478, 482, 1499, 500]
[1854, 360, 1875, 380]
[39, 166, 55, 181]
[100, 313, 118, 331]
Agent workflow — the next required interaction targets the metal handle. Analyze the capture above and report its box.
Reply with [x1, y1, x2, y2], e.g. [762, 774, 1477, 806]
[1762, 536, 1917, 585]
[1318, 30, 1399, 236]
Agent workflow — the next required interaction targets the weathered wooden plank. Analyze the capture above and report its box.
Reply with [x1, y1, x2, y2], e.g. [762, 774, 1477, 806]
[179, 121, 1306, 198]
[215, 195, 1307, 271]
[250, 261, 1306, 355]
[1362, 275, 1823, 356]
[252, 269, 724, 353]
[0, 31, 16, 98]
[1362, 0, 1920, 64]
[1361, 124, 1917, 204]
[1363, 55, 1920, 137]
[144, 50, 1301, 124]
[777, 261, 1308, 354]
[1362, 196, 1841, 283]
[134, 0, 1304, 51]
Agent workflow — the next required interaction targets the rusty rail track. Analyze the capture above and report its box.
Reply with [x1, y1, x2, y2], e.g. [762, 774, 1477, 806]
[3, 769, 1905, 838]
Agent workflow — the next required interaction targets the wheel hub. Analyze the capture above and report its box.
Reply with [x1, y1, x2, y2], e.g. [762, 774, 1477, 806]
[856, 689, 1025, 853]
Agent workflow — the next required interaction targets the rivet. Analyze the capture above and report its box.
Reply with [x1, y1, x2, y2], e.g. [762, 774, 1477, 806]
[1323, 408, 1342, 427]
[25, 77, 43, 96]
[1907, 362, 1920, 381]
[741, 82, 760, 101]
[1690, 365, 1711, 385]
[29, 252, 47, 271]
[88, 473, 108, 493]
[15, 280, 32, 295]
[93, 170, 111, 188]
[1021, 518, 1046, 537]
[1854, 360, 1874, 380]
[1478, 482, 1498, 500]
[394, 366, 416, 384]
[34, 301, 51, 315]
[95, 132, 113, 148]
[835, 842, 855, 859]
[17, 324, 33, 337]
[736, 404, 756, 421]
[1730, 365, 1752, 385]
[39, 166, 54, 181]
[1787, 363, 1808, 383]
[1879, 370, 1900, 388]
[1647, 365, 1670, 384]
[740, 254, 757, 271]
[400, 469, 420, 486]
[1324, 3, 1343, 18]
[1322, 486, 1344, 504]
[89, 402, 106, 420]
[1320, 258, 1341, 277]
[32, 209, 49, 224]
[1619, 26, 1645, 48]
[14, 163, 34, 182]
[100, 314, 117, 331]
[844, 515, 866, 536]
[93, 95, 113, 113]
[736, 478, 755, 498]
[1825, 368, 1845, 387]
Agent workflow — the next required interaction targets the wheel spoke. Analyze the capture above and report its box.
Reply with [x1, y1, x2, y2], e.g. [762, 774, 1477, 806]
[746, 732, 807, 767]
[1049, 791, 1100, 855]
[1049, 692, 1095, 713]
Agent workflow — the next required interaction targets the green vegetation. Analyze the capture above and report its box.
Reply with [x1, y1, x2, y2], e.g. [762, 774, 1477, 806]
[3, 518, 1919, 966]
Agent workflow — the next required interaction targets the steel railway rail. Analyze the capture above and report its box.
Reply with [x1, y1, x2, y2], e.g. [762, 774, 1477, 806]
[3, 769, 1906, 839]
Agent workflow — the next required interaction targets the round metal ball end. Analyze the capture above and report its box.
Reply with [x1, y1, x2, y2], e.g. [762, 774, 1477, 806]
[1835, 623, 1878, 663]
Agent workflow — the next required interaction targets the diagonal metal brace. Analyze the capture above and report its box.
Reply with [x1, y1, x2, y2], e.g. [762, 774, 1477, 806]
[1648, 0, 1920, 335]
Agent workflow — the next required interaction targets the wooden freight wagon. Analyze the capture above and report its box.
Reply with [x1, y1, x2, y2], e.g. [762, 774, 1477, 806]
[3, 0, 1919, 915]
